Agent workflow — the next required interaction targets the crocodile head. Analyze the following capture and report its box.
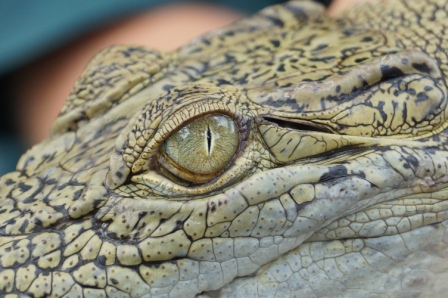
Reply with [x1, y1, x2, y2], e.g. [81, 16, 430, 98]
[1, 0, 448, 297]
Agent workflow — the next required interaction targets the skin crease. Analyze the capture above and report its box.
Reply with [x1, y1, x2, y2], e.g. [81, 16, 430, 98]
[14, 0, 370, 146]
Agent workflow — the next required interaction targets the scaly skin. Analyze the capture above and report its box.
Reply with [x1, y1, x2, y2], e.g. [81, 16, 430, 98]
[1, 0, 448, 297]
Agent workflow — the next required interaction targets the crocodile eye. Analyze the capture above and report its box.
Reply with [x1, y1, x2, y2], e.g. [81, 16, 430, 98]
[158, 114, 239, 184]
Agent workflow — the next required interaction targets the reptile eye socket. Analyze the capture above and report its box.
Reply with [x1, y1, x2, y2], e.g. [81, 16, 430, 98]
[108, 85, 257, 196]
[158, 114, 239, 184]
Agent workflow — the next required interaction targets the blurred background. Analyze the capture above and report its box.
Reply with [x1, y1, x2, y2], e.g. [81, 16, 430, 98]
[0, 0, 331, 175]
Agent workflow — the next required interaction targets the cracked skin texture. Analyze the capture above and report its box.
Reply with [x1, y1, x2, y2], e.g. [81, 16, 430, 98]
[1, 0, 448, 296]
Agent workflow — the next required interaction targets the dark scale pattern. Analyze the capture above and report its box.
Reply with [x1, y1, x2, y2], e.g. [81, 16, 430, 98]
[1, 0, 448, 297]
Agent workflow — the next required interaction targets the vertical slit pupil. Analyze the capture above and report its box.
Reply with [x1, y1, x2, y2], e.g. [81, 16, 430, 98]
[206, 125, 212, 154]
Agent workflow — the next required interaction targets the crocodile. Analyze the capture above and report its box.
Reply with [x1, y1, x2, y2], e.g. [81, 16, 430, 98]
[1, 0, 448, 297]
